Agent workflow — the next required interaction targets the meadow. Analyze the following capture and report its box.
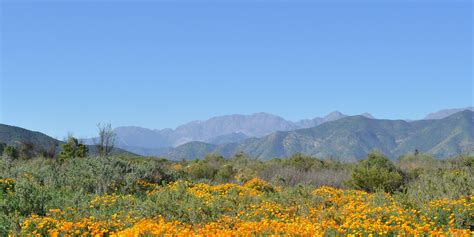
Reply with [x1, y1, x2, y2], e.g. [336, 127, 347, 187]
[0, 152, 473, 236]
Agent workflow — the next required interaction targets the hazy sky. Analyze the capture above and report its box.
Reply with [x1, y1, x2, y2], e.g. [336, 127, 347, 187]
[1, 0, 472, 138]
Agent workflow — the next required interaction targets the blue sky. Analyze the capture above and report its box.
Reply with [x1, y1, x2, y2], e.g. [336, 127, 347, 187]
[1, 0, 472, 138]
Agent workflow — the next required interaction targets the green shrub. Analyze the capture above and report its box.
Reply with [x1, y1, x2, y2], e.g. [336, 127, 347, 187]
[2, 146, 18, 161]
[348, 151, 403, 193]
[58, 137, 88, 161]
[187, 161, 217, 181]
[396, 169, 474, 208]
[397, 153, 440, 180]
[215, 164, 235, 183]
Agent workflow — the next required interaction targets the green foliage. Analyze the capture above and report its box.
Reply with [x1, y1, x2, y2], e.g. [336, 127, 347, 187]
[397, 153, 440, 180]
[6, 175, 53, 216]
[280, 153, 324, 171]
[187, 161, 217, 181]
[215, 164, 235, 183]
[58, 137, 88, 161]
[2, 146, 18, 161]
[0, 155, 176, 232]
[0, 152, 472, 234]
[395, 158, 474, 208]
[185, 154, 237, 182]
[0, 143, 5, 156]
[18, 141, 35, 160]
[348, 151, 403, 193]
[448, 155, 474, 169]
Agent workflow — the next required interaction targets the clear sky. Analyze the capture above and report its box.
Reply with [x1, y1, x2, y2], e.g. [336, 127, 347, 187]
[1, 0, 472, 138]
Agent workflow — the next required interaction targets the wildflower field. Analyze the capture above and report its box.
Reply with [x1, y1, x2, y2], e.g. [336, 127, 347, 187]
[4, 178, 472, 236]
[0, 154, 473, 236]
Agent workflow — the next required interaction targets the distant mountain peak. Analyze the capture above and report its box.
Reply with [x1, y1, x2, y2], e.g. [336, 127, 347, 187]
[361, 113, 375, 119]
[326, 110, 343, 116]
[323, 111, 346, 121]
[252, 112, 277, 117]
[424, 107, 474, 120]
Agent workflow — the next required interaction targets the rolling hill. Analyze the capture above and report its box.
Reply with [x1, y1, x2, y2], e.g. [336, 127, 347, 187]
[0, 124, 136, 156]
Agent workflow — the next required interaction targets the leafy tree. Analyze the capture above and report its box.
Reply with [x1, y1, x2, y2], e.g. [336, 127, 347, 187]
[349, 151, 403, 193]
[59, 137, 88, 161]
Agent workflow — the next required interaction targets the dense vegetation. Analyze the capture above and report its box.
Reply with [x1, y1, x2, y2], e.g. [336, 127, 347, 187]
[0, 148, 473, 235]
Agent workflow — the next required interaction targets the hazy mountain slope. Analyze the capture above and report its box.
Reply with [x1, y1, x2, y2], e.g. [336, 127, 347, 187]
[205, 132, 250, 145]
[160, 142, 218, 160]
[424, 107, 474, 120]
[294, 111, 347, 128]
[112, 111, 352, 153]
[112, 126, 174, 149]
[173, 113, 298, 141]
[163, 111, 474, 160]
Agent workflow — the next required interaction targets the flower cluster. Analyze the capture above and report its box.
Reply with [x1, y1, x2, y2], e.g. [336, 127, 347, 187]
[0, 178, 15, 193]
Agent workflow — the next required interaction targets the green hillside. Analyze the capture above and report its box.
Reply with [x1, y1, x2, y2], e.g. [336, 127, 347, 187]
[0, 124, 137, 156]
[0, 124, 59, 150]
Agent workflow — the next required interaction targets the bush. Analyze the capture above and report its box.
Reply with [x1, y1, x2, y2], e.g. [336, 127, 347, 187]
[0, 143, 5, 156]
[215, 164, 235, 183]
[281, 153, 324, 172]
[58, 137, 88, 161]
[2, 146, 18, 161]
[348, 152, 403, 193]
[396, 169, 474, 208]
[187, 161, 218, 181]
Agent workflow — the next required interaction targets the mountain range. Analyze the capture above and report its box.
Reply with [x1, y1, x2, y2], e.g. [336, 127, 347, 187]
[158, 110, 474, 160]
[105, 107, 473, 157]
[106, 111, 363, 155]
[1, 107, 472, 160]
